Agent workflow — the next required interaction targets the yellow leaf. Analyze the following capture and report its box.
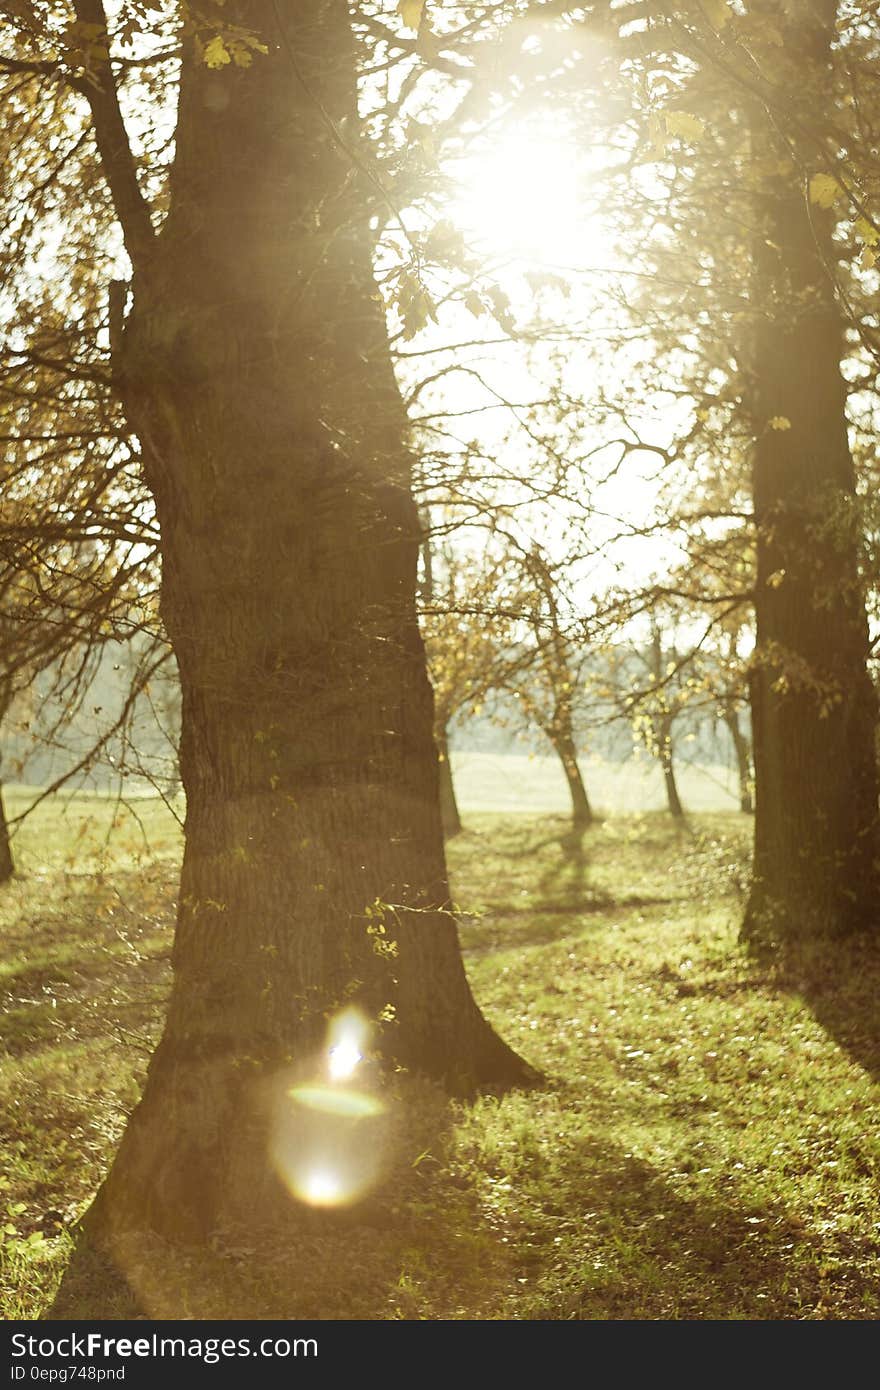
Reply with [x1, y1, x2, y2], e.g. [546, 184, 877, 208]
[768, 416, 791, 431]
[395, 269, 437, 338]
[665, 111, 706, 142]
[855, 216, 879, 247]
[203, 35, 231, 68]
[398, 0, 424, 31]
[860, 246, 877, 271]
[809, 173, 841, 209]
[464, 290, 485, 318]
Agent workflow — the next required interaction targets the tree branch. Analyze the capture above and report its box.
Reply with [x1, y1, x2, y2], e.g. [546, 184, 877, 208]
[71, 0, 155, 274]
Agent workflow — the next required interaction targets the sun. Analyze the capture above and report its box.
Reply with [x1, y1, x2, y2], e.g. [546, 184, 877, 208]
[449, 122, 602, 268]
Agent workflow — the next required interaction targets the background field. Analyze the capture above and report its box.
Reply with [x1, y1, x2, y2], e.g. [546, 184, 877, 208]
[450, 750, 741, 815]
[3, 747, 742, 872]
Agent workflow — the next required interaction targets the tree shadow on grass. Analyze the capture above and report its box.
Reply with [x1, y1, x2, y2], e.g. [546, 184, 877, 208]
[537, 821, 594, 906]
[458, 817, 676, 959]
[468, 817, 615, 917]
[48, 1079, 517, 1321]
[0, 865, 173, 1061]
[50, 1100, 878, 1321]
[770, 935, 880, 1087]
[502, 1120, 877, 1320]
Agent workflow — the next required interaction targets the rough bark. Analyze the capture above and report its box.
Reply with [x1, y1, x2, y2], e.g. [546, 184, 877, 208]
[79, 0, 531, 1248]
[742, 1, 879, 944]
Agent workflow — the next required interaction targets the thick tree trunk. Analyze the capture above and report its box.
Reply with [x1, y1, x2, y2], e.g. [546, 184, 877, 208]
[0, 782, 13, 883]
[83, 1, 530, 1249]
[436, 726, 462, 839]
[549, 729, 593, 827]
[743, 2, 879, 944]
[721, 705, 753, 815]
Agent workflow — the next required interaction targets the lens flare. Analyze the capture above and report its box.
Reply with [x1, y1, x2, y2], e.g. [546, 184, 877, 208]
[326, 1008, 369, 1080]
[298, 1167, 345, 1207]
[269, 1006, 389, 1209]
[288, 1085, 384, 1118]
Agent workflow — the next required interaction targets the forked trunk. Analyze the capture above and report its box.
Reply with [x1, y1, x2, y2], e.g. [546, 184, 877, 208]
[83, 0, 529, 1249]
[743, 2, 878, 943]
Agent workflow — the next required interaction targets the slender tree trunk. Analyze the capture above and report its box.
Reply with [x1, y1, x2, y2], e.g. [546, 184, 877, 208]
[721, 705, 753, 815]
[0, 782, 13, 884]
[743, 1, 878, 943]
[436, 725, 462, 839]
[658, 722, 684, 820]
[81, 1, 529, 1249]
[0, 690, 13, 882]
[549, 729, 593, 827]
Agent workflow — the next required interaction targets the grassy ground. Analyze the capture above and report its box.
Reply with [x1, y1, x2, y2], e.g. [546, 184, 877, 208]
[2, 786, 880, 1320]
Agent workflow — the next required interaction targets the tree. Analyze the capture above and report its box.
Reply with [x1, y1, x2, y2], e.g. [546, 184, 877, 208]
[0, 233, 161, 872]
[420, 530, 511, 840]
[1, 0, 531, 1257]
[558, 0, 880, 938]
[665, 530, 756, 815]
[603, 611, 693, 819]
[0, 677, 14, 881]
[502, 544, 595, 827]
[741, 1, 879, 941]
[645, 619, 686, 819]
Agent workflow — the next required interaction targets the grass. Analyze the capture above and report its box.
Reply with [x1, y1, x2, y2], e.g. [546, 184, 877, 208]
[2, 783, 880, 1319]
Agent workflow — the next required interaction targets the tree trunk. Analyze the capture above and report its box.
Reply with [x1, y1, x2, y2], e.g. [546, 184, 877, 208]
[0, 691, 13, 882]
[550, 729, 593, 827]
[436, 725, 462, 839]
[658, 724, 684, 820]
[82, 0, 530, 1249]
[721, 705, 753, 815]
[0, 782, 13, 883]
[743, 1, 878, 944]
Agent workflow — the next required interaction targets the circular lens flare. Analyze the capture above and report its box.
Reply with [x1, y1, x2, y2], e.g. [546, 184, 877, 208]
[270, 1006, 389, 1209]
[298, 1167, 346, 1207]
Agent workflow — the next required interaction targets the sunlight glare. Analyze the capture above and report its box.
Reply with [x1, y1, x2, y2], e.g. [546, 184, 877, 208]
[328, 1036, 362, 1081]
[326, 1006, 369, 1080]
[451, 125, 597, 266]
[299, 1167, 345, 1208]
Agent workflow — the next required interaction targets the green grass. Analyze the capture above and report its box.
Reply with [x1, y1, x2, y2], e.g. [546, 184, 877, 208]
[2, 788, 880, 1319]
